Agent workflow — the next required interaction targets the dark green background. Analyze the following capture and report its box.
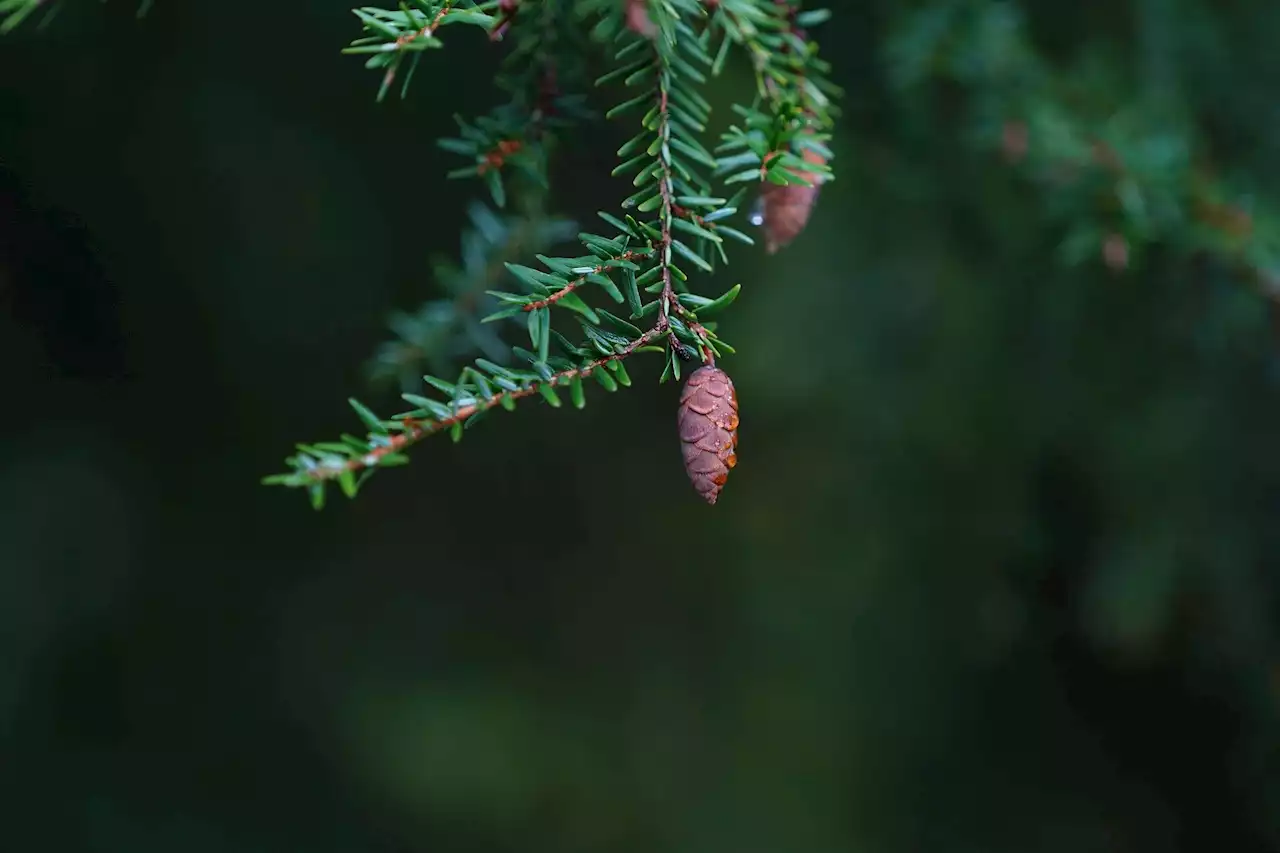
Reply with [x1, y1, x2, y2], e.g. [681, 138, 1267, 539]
[3, 1, 1280, 851]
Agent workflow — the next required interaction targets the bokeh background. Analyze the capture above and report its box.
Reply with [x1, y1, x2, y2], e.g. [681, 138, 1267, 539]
[4, 1, 1280, 851]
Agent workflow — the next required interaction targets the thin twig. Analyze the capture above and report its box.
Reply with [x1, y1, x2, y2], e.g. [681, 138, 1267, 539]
[310, 327, 665, 481]
[522, 250, 648, 311]
[395, 0, 455, 48]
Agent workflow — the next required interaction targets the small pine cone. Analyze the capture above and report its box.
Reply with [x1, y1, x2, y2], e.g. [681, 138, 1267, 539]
[759, 145, 827, 254]
[677, 365, 739, 505]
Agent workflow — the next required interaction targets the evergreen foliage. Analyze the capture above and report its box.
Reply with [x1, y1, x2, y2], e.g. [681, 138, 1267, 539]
[6, 4, 1280, 845]
[270, 0, 841, 509]
[10, 0, 1277, 510]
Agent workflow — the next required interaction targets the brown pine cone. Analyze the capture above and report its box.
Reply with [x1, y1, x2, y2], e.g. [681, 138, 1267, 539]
[677, 365, 739, 505]
[758, 145, 826, 254]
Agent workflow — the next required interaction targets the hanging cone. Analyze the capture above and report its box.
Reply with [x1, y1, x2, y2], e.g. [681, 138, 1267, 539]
[758, 145, 827, 254]
[677, 365, 739, 505]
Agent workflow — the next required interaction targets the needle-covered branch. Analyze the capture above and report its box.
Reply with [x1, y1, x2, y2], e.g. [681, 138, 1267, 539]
[435, 0, 595, 207]
[1, 0, 839, 507]
[265, 0, 782, 507]
[343, 1, 495, 101]
[368, 202, 579, 390]
[710, 4, 837, 175]
[369, 0, 592, 386]
[707, 1, 838, 251]
[265, 326, 661, 509]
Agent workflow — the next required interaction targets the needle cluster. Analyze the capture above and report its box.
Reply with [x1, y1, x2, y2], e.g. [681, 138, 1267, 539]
[264, 0, 840, 509]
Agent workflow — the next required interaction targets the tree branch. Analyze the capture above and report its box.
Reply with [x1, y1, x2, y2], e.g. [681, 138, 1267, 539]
[291, 326, 663, 486]
[393, 0, 455, 48]
[522, 250, 648, 310]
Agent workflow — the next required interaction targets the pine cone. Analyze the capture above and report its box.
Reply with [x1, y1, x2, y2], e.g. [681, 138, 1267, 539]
[677, 365, 739, 505]
[758, 145, 827, 254]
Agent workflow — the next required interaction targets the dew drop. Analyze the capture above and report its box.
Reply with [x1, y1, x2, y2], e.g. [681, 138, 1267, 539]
[748, 196, 766, 226]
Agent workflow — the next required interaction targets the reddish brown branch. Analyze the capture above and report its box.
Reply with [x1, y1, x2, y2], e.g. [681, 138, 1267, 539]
[396, 0, 455, 48]
[311, 327, 665, 481]
[522, 251, 647, 311]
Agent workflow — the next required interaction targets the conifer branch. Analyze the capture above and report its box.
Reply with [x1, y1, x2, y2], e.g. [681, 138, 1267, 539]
[521, 249, 649, 311]
[370, 0, 591, 387]
[0, 0, 838, 506]
[368, 201, 579, 390]
[436, 0, 593, 207]
[392, 0, 454, 47]
[710, 0, 837, 191]
[266, 327, 662, 509]
[343, 1, 495, 102]
[266, 0, 769, 505]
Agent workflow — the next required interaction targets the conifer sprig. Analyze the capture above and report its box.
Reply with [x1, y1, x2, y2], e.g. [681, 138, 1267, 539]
[603, 6, 749, 375]
[0, 0, 838, 506]
[343, 1, 494, 102]
[368, 201, 579, 390]
[710, 0, 838, 192]
[265, 326, 660, 510]
[370, 0, 589, 387]
[436, 0, 594, 207]
[266, 0, 776, 505]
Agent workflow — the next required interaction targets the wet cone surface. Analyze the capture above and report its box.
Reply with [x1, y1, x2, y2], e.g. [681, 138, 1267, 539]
[760, 146, 827, 253]
[677, 365, 739, 505]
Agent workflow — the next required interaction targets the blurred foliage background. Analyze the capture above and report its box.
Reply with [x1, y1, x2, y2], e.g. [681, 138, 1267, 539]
[4, 1, 1280, 851]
